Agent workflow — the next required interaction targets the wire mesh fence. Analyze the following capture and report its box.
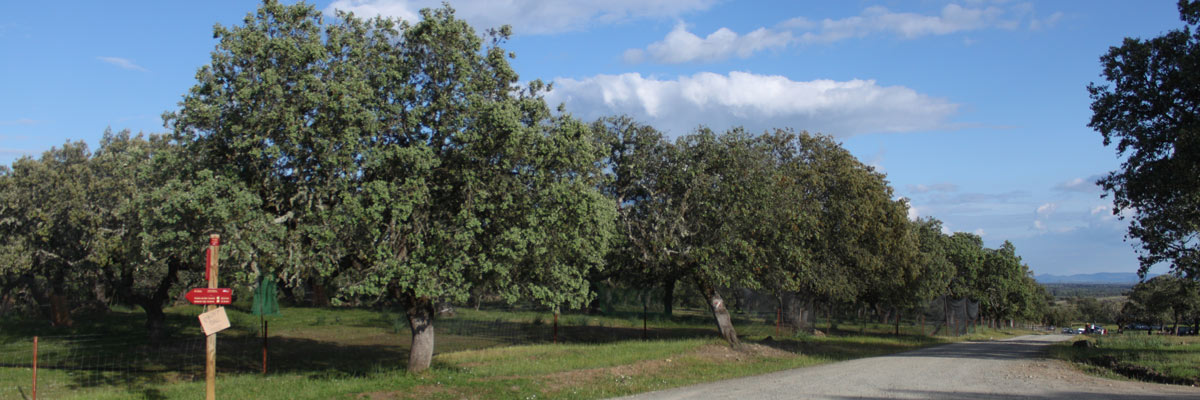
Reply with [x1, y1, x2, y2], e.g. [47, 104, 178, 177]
[0, 291, 1022, 399]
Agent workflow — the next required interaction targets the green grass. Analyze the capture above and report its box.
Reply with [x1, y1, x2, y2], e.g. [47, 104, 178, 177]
[1049, 332, 1200, 386]
[0, 305, 1038, 399]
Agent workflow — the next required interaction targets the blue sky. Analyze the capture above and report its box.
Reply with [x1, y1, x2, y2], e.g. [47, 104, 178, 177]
[0, 1, 1185, 276]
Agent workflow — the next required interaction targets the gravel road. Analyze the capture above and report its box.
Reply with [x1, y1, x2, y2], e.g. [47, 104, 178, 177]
[615, 334, 1200, 399]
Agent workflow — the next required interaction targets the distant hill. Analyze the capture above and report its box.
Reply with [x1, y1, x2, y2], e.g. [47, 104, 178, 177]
[1035, 272, 1158, 284]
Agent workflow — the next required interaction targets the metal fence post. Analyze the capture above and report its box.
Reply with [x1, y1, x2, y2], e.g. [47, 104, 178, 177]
[32, 336, 38, 400]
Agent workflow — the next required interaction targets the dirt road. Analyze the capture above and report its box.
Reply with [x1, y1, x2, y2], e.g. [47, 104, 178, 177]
[616, 334, 1200, 399]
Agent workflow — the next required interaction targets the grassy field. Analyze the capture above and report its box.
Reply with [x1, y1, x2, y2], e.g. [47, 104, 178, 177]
[0, 305, 1036, 399]
[1049, 332, 1200, 386]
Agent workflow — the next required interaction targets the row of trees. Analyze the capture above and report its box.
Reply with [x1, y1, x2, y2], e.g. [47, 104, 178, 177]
[0, 1, 1046, 372]
[594, 117, 1047, 341]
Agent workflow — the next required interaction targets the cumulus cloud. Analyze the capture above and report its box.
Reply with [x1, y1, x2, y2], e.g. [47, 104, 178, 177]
[326, 0, 715, 35]
[1054, 175, 1103, 192]
[907, 183, 959, 194]
[627, 3, 1063, 63]
[1029, 11, 1064, 31]
[97, 57, 148, 72]
[793, 4, 1009, 44]
[545, 71, 958, 136]
[626, 22, 793, 64]
[973, 228, 986, 237]
[1091, 204, 1136, 222]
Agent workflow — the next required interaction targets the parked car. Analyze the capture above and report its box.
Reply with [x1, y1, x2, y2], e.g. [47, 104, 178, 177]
[1062, 327, 1074, 334]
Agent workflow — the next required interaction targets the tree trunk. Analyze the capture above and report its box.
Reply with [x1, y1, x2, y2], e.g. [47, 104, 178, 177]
[828, 302, 837, 332]
[858, 304, 865, 334]
[781, 292, 808, 332]
[894, 308, 902, 336]
[697, 280, 740, 346]
[806, 298, 814, 331]
[405, 296, 436, 372]
[143, 302, 167, 343]
[662, 277, 676, 317]
[309, 278, 329, 307]
[49, 293, 73, 327]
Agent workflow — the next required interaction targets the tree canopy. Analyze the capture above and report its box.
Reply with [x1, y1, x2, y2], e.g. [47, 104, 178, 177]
[0, 0, 1062, 370]
[1089, 0, 1200, 278]
[167, 1, 613, 371]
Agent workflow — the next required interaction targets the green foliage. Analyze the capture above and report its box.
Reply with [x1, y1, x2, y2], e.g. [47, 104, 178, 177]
[1043, 301, 1081, 327]
[0, 0, 1062, 354]
[1121, 275, 1200, 329]
[171, 0, 612, 311]
[1089, 0, 1200, 278]
[1044, 283, 1133, 298]
[167, 1, 614, 370]
[1070, 296, 1120, 324]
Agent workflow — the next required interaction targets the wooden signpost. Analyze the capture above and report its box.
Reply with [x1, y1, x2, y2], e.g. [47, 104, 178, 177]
[203, 235, 222, 400]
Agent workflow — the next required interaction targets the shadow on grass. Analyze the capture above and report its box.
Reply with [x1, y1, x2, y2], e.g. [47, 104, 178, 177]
[745, 328, 945, 359]
[0, 307, 746, 397]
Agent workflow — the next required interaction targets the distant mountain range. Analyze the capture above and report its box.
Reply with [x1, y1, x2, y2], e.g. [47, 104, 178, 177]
[1035, 272, 1158, 284]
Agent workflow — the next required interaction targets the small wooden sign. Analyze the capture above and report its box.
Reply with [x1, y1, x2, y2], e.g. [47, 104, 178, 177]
[199, 307, 231, 336]
[187, 288, 233, 305]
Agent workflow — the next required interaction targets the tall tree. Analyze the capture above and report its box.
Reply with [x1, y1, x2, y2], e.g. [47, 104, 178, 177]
[88, 131, 277, 340]
[665, 128, 769, 346]
[1089, 0, 1200, 278]
[0, 142, 99, 326]
[595, 116, 684, 315]
[168, 1, 612, 371]
[881, 217, 954, 334]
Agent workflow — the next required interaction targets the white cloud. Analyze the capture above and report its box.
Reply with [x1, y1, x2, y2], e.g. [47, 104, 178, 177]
[97, 57, 148, 72]
[796, 4, 1009, 44]
[546, 71, 958, 136]
[1035, 202, 1057, 217]
[627, 3, 1063, 63]
[325, 0, 716, 35]
[1033, 219, 1046, 231]
[1054, 175, 1103, 192]
[1091, 204, 1136, 222]
[907, 206, 919, 221]
[626, 22, 793, 64]
[908, 183, 959, 194]
[1029, 11, 1063, 31]
[973, 228, 986, 237]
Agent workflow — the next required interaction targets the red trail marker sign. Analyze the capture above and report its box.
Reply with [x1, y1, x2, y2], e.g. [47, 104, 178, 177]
[186, 288, 232, 305]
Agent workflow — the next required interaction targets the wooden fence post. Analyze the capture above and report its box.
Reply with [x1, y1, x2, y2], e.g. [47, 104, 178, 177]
[206, 234, 220, 400]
